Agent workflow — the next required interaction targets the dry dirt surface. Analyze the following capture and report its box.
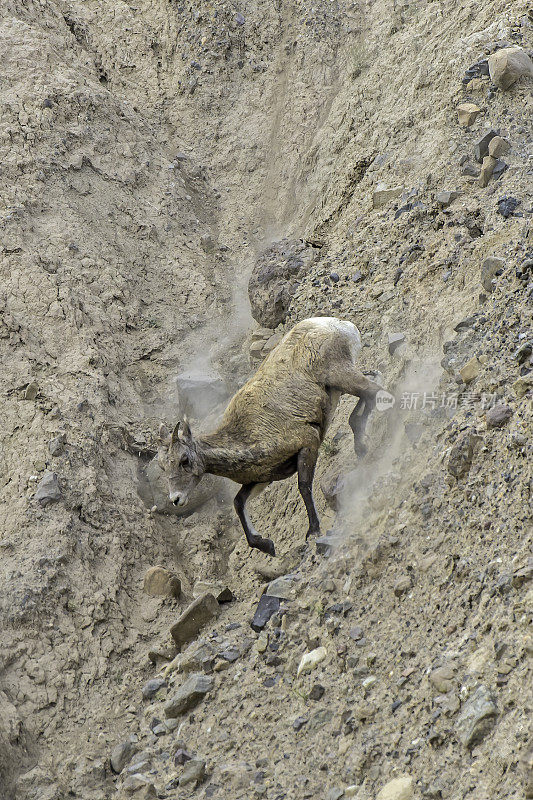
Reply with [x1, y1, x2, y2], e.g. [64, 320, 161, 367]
[0, 1, 532, 799]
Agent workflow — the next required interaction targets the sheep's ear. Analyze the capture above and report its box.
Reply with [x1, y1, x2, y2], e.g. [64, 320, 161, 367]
[172, 420, 191, 444]
[158, 424, 172, 446]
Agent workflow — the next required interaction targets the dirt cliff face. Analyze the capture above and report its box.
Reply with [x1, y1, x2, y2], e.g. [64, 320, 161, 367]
[0, 1, 531, 799]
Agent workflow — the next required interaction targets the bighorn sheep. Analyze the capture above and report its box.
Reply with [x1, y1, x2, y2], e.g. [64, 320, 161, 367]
[159, 317, 384, 556]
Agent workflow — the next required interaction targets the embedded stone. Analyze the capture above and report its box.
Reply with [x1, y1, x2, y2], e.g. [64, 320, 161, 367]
[143, 566, 181, 598]
[372, 184, 404, 209]
[488, 136, 510, 158]
[485, 404, 512, 428]
[457, 102, 481, 126]
[164, 673, 214, 718]
[488, 46, 533, 90]
[479, 155, 496, 187]
[474, 130, 499, 162]
[455, 685, 497, 747]
[297, 646, 327, 677]
[480, 256, 505, 292]
[34, 472, 62, 506]
[251, 594, 280, 632]
[170, 593, 219, 649]
[376, 775, 414, 800]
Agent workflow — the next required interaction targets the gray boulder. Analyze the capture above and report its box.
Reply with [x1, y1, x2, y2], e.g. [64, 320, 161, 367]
[248, 239, 315, 327]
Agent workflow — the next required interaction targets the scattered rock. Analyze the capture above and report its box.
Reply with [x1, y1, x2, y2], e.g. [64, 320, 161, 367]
[460, 356, 481, 384]
[143, 566, 181, 598]
[174, 748, 193, 766]
[453, 316, 476, 332]
[164, 673, 214, 718]
[430, 665, 455, 693]
[251, 594, 280, 632]
[179, 758, 206, 787]
[265, 576, 294, 599]
[192, 581, 233, 603]
[24, 382, 39, 400]
[488, 136, 510, 158]
[456, 102, 481, 126]
[480, 256, 505, 292]
[121, 774, 156, 797]
[170, 593, 219, 649]
[488, 46, 533, 90]
[479, 155, 496, 187]
[461, 161, 479, 178]
[455, 685, 497, 747]
[142, 678, 167, 700]
[309, 683, 325, 700]
[447, 429, 482, 478]
[388, 332, 406, 355]
[373, 184, 404, 209]
[436, 190, 460, 207]
[474, 130, 499, 163]
[485, 404, 512, 428]
[110, 738, 138, 774]
[297, 646, 327, 677]
[292, 715, 308, 731]
[497, 196, 520, 218]
[376, 775, 414, 800]
[515, 343, 532, 364]
[393, 575, 412, 596]
[48, 434, 66, 456]
[34, 472, 61, 506]
[513, 372, 533, 398]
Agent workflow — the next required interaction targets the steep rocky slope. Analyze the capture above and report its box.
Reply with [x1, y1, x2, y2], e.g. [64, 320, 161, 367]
[0, 1, 531, 799]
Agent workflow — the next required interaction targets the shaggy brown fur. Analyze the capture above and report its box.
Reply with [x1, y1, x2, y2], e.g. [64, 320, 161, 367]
[159, 317, 383, 556]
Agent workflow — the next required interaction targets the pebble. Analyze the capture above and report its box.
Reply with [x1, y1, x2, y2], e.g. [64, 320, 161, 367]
[34, 472, 62, 506]
[48, 434, 66, 456]
[170, 593, 219, 648]
[388, 332, 406, 355]
[456, 102, 481, 126]
[497, 196, 520, 218]
[373, 184, 404, 209]
[480, 256, 505, 292]
[485, 404, 512, 428]
[297, 646, 327, 677]
[143, 567, 181, 598]
[515, 342, 532, 364]
[461, 161, 479, 177]
[447, 429, 482, 478]
[393, 575, 411, 596]
[479, 155, 496, 188]
[292, 715, 308, 731]
[429, 665, 455, 693]
[164, 673, 214, 718]
[376, 775, 414, 800]
[142, 678, 167, 700]
[513, 372, 533, 398]
[460, 356, 480, 384]
[330, 272, 340, 283]
[488, 136, 510, 158]
[251, 594, 280, 632]
[122, 774, 156, 797]
[435, 190, 460, 207]
[179, 758, 206, 787]
[455, 685, 497, 747]
[309, 683, 325, 700]
[265, 576, 294, 599]
[110, 738, 138, 773]
[488, 46, 533, 90]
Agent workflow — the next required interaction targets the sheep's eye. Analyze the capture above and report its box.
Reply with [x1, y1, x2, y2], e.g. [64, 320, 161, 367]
[180, 455, 190, 468]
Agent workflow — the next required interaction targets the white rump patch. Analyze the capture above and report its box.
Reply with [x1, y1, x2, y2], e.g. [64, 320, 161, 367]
[306, 317, 362, 358]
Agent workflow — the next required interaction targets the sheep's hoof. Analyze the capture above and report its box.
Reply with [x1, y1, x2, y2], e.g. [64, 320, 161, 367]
[253, 537, 276, 557]
[354, 438, 368, 457]
[305, 526, 320, 540]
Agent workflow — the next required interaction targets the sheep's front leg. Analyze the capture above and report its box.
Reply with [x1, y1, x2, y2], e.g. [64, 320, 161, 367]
[234, 483, 276, 557]
[297, 447, 320, 540]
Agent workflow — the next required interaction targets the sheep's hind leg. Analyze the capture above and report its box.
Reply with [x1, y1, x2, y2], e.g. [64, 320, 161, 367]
[297, 447, 320, 540]
[234, 483, 276, 557]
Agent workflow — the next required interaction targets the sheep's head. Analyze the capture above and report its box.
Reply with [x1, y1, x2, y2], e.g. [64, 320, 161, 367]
[158, 420, 204, 507]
